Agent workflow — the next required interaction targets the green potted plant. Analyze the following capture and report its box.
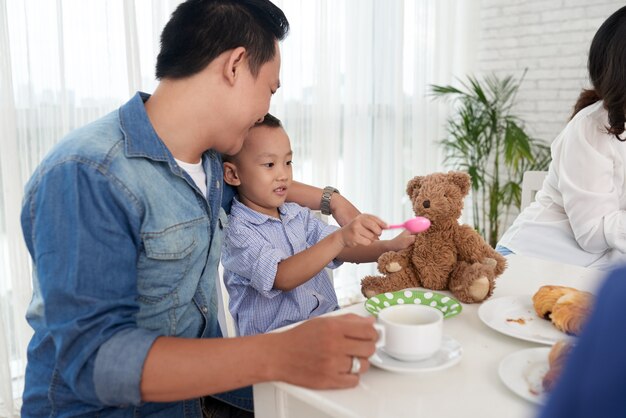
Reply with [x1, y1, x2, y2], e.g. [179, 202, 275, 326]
[431, 72, 551, 247]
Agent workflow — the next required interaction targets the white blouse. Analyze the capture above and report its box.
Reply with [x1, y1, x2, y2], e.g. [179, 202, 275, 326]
[498, 100, 626, 270]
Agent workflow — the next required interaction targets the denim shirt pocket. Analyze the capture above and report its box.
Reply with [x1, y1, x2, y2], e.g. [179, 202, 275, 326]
[137, 221, 199, 304]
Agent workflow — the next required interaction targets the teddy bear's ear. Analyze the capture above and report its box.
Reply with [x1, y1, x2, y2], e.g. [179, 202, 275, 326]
[448, 171, 471, 195]
[406, 176, 423, 197]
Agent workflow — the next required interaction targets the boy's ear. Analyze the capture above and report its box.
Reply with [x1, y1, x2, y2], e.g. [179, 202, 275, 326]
[223, 47, 247, 86]
[223, 162, 241, 186]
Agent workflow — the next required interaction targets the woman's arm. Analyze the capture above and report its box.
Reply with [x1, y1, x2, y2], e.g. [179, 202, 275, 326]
[558, 115, 626, 253]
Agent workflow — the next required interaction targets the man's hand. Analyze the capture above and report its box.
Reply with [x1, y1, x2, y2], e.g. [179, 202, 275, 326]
[330, 194, 361, 226]
[270, 314, 378, 389]
[386, 230, 416, 252]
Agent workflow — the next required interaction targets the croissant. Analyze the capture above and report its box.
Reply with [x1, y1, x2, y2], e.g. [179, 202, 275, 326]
[550, 291, 594, 336]
[547, 339, 573, 367]
[542, 340, 574, 392]
[532, 285, 578, 319]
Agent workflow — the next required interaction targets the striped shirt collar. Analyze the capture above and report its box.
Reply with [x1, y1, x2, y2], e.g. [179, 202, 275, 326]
[230, 196, 299, 225]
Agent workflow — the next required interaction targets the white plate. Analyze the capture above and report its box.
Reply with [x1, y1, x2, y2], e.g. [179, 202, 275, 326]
[478, 295, 568, 345]
[499, 347, 550, 404]
[369, 335, 462, 373]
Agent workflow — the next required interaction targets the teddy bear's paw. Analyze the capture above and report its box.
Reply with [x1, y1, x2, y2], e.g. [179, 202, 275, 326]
[361, 276, 384, 298]
[468, 276, 490, 302]
[385, 262, 403, 273]
[482, 257, 497, 268]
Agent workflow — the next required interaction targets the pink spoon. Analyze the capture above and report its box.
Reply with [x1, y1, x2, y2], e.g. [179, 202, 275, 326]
[386, 216, 431, 233]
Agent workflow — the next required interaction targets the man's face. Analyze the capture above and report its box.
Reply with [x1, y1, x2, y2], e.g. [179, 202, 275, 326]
[225, 43, 281, 156]
[227, 125, 293, 217]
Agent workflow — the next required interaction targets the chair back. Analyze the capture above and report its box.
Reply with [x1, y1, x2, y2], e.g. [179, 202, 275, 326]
[216, 262, 238, 337]
[521, 170, 548, 210]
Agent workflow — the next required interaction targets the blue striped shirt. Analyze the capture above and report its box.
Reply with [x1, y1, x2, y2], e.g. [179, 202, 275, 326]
[221, 198, 342, 335]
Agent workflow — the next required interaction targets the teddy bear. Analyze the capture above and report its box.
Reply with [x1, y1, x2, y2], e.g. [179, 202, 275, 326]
[361, 171, 507, 303]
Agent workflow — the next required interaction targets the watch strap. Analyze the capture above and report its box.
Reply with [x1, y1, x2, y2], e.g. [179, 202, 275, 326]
[320, 186, 339, 215]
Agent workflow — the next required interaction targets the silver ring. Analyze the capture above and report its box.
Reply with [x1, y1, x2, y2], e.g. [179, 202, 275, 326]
[349, 356, 361, 374]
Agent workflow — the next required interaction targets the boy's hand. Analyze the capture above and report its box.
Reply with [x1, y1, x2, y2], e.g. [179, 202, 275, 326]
[339, 214, 386, 247]
[386, 230, 416, 251]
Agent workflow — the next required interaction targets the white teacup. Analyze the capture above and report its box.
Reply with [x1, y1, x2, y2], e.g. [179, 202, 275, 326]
[374, 304, 443, 361]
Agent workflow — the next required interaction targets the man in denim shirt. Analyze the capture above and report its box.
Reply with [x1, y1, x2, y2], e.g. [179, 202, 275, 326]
[20, 1, 379, 417]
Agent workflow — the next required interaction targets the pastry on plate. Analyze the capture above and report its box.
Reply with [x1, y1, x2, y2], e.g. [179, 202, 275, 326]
[542, 339, 574, 392]
[550, 291, 594, 336]
[532, 285, 578, 319]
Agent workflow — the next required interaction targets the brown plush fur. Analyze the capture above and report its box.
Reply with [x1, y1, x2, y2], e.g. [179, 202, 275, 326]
[361, 171, 507, 303]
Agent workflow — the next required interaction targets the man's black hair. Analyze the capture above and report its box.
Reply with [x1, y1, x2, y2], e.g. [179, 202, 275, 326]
[156, 0, 289, 79]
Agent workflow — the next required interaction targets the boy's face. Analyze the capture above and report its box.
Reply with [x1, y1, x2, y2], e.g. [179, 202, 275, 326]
[224, 125, 293, 217]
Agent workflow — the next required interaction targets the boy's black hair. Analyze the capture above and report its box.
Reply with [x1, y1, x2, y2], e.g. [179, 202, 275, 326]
[222, 113, 282, 163]
[257, 112, 282, 128]
[156, 0, 289, 79]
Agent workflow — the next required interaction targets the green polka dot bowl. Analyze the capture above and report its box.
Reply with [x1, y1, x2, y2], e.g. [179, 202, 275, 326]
[364, 290, 462, 319]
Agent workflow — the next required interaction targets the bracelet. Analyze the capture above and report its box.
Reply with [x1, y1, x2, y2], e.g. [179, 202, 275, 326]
[320, 186, 340, 215]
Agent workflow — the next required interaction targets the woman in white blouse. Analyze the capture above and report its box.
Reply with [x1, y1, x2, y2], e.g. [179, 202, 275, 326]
[497, 5, 626, 270]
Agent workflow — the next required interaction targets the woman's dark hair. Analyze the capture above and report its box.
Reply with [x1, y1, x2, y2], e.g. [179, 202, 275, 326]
[572, 6, 626, 140]
[156, 0, 289, 79]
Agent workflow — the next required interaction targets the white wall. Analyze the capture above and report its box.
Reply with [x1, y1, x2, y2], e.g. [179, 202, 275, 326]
[476, 0, 623, 143]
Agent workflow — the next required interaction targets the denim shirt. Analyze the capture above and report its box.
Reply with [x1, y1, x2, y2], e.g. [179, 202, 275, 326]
[20, 92, 232, 417]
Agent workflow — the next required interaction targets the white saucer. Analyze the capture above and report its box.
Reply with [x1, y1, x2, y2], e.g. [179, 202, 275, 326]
[369, 335, 462, 373]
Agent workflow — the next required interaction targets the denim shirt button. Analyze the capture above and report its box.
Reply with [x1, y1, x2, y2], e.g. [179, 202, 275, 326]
[202, 306, 208, 313]
[215, 180, 220, 189]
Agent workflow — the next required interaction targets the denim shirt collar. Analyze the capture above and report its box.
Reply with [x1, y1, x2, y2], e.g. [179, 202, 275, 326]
[119, 92, 173, 163]
[119, 92, 223, 236]
[119, 91, 221, 189]
[230, 197, 298, 225]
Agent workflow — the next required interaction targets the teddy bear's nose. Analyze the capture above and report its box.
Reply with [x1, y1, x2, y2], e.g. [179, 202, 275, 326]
[423, 200, 430, 208]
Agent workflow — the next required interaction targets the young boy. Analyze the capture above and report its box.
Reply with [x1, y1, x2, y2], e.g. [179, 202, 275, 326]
[222, 114, 415, 336]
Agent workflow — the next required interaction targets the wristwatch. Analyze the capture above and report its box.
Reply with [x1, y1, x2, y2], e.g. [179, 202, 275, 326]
[320, 186, 340, 215]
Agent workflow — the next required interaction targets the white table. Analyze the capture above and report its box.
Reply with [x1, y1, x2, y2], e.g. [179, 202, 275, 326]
[253, 254, 605, 418]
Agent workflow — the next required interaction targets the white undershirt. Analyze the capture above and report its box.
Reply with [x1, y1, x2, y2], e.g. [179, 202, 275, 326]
[176, 158, 207, 197]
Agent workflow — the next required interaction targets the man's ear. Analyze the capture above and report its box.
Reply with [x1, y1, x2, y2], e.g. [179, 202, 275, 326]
[223, 162, 241, 186]
[223, 47, 247, 86]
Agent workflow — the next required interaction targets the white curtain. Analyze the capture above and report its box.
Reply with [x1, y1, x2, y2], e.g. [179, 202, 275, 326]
[0, 0, 475, 414]
[271, 0, 477, 304]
